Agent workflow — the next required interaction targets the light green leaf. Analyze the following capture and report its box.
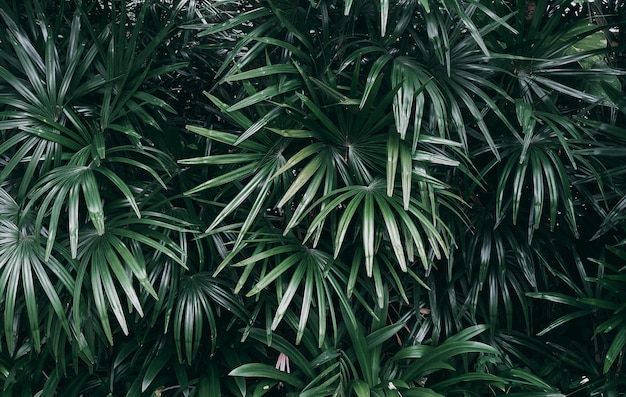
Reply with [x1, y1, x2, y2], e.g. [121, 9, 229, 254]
[229, 364, 305, 389]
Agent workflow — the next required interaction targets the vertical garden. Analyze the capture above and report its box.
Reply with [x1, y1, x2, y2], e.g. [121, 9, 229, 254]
[0, 0, 625, 395]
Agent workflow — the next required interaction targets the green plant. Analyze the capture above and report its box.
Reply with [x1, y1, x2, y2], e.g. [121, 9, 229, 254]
[1, 0, 625, 395]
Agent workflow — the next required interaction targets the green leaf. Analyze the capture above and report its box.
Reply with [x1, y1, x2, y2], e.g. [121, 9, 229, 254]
[402, 340, 497, 381]
[386, 133, 400, 196]
[380, 0, 389, 36]
[363, 192, 376, 277]
[226, 80, 301, 113]
[338, 291, 374, 386]
[366, 322, 406, 348]
[334, 191, 366, 258]
[526, 292, 588, 308]
[504, 369, 559, 391]
[222, 64, 298, 82]
[352, 379, 370, 397]
[142, 351, 170, 392]
[229, 364, 305, 389]
[271, 260, 307, 330]
[432, 372, 507, 390]
[604, 327, 626, 373]
[360, 54, 393, 109]
[81, 170, 105, 235]
[376, 194, 407, 272]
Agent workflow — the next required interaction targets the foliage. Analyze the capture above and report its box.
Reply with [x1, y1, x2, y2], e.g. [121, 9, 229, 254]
[0, 0, 625, 396]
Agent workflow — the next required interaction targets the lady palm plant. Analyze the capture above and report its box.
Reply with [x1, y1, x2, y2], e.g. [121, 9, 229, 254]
[183, 0, 626, 395]
[0, 0, 625, 396]
[449, 1, 626, 394]
[178, 0, 618, 395]
[0, 1, 251, 395]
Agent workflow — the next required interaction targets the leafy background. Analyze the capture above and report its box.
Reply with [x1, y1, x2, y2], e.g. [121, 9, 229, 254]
[0, 0, 625, 396]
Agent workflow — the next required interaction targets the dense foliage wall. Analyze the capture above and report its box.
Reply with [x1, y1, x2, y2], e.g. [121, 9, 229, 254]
[0, 0, 625, 396]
